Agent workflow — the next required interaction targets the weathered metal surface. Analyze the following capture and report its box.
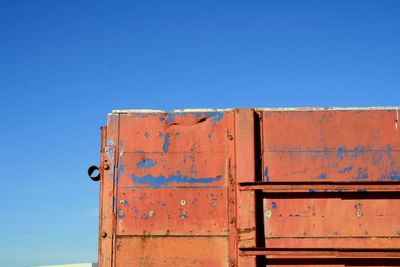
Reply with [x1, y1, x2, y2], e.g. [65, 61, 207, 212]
[114, 237, 228, 266]
[261, 110, 400, 182]
[260, 110, 400, 254]
[94, 107, 400, 267]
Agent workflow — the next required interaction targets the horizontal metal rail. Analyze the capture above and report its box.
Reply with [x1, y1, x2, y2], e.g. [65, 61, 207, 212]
[239, 181, 400, 193]
[239, 248, 400, 258]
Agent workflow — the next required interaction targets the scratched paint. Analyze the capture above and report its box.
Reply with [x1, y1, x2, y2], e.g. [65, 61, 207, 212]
[163, 133, 170, 152]
[355, 167, 369, 180]
[99, 108, 400, 266]
[264, 167, 270, 182]
[339, 165, 353, 174]
[131, 173, 223, 188]
[165, 112, 224, 125]
[136, 159, 156, 169]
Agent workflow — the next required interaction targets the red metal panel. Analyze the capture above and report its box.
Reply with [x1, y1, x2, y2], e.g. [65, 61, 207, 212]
[115, 237, 229, 267]
[118, 112, 226, 153]
[111, 111, 230, 266]
[264, 198, 400, 243]
[98, 114, 119, 267]
[116, 187, 228, 236]
[95, 108, 400, 267]
[262, 110, 400, 182]
[261, 109, 400, 254]
[234, 109, 258, 266]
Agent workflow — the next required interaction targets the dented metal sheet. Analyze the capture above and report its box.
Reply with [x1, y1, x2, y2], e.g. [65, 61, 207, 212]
[94, 108, 400, 267]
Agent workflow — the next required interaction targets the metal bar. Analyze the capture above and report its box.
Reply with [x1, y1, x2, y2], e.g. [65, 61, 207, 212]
[239, 181, 400, 193]
[239, 248, 400, 258]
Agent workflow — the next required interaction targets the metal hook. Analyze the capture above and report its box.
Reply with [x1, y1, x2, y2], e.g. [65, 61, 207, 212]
[88, 165, 101, 181]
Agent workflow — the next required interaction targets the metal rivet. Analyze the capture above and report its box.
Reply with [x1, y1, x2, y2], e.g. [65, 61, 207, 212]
[228, 135, 233, 140]
[265, 209, 272, 218]
[101, 231, 107, 238]
[180, 199, 186, 206]
[149, 211, 155, 217]
[211, 199, 217, 206]
[104, 164, 110, 170]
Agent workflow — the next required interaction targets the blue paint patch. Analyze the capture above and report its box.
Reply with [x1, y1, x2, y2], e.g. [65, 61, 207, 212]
[165, 113, 176, 123]
[264, 167, 270, 182]
[381, 170, 400, 181]
[390, 175, 400, 181]
[308, 189, 316, 192]
[319, 173, 327, 179]
[141, 214, 149, 220]
[163, 133, 170, 152]
[371, 152, 383, 166]
[107, 139, 115, 146]
[118, 212, 125, 219]
[357, 189, 367, 193]
[355, 168, 368, 180]
[158, 132, 163, 138]
[272, 202, 277, 209]
[211, 112, 224, 123]
[159, 117, 165, 121]
[136, 159, 156, 169]
[339, 165, 353, 174]
[131, 173, 222, 188]
[337, 147, 344, 160]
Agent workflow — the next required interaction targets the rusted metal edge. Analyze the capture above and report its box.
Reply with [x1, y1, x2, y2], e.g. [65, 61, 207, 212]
[239, 247, 400, 258]
[111, 106, 400, 114]
[239, 181, 400, 192]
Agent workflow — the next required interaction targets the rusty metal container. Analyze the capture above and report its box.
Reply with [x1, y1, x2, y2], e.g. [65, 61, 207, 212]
[90, 107, 400, 266]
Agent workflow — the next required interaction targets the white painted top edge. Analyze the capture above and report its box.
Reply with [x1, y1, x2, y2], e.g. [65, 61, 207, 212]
[33, 263, 97, 267]
[112, 106, 399, 114]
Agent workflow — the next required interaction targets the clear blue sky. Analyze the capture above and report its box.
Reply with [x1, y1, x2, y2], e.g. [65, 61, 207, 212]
[0, 1, 399, 266]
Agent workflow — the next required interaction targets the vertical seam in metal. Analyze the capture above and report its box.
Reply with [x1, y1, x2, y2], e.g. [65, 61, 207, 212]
[111, 114, 121, 267]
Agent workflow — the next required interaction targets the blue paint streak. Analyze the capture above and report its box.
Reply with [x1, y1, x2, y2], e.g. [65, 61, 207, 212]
[119, 164, 125, 174]
[319, 173, 327, 179]
[264, 167, 270, 182]
[271, 202, 277, 209]
[118, 213, 125, 219]
[381, 170, 400, 181]
[165, 113, 176, 123]
[163, 133, 170, 152]
[390, 175, 400, 181]
[337, 147, 344, 160]
[136, 158, 155, 169]
[308, 189, 316, 192]
[120, 185, 222, 189]
[355, 168, 368, 180]
[339, 165, 353, 174]
[211, 112, 224, 123]
[131, 173, 222, 188]
[357, 189, 367, 193]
